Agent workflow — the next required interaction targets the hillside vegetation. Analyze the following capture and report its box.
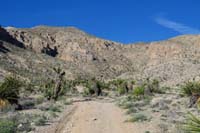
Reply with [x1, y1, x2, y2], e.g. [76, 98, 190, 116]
[1, 26, 200, 132]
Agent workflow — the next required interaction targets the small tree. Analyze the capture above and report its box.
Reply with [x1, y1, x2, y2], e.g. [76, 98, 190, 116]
[52, 67, 65, 100]
[43, 67, 66, 101]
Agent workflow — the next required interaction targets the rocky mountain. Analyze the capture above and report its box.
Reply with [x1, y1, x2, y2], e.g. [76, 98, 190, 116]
[1, 26, 200, 86]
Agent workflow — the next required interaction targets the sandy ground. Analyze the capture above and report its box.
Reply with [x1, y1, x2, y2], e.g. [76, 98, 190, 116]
[57, 98, 138, 133]
[37, 97, 159, 133]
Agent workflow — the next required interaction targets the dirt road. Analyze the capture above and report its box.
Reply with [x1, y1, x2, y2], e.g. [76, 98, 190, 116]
[57, 98, 137, 133]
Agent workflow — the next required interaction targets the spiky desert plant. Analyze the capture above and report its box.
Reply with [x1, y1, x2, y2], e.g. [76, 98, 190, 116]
[183, 112, 200, 133]
[181, 81, 200, 96]
[181, 81, 200, 107]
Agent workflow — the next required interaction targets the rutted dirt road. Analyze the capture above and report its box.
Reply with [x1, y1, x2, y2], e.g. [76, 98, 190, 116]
[57, 98, 137, 133]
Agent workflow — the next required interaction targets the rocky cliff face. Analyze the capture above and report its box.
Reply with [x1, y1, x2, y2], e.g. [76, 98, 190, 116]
[1, 26, 200, 86]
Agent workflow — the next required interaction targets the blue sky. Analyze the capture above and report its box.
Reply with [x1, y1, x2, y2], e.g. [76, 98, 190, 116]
[1, 0, 200, 43]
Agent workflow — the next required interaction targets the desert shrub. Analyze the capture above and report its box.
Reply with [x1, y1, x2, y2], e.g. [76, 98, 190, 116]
[131, 78, 162, 98]
[109, 79, 136, 95]
[160, 86, 171, 92]
[181, 81, 200, 96]
[127, 113, 148, 122]
[126, 107, 138, 114]
[117, 98, 134, 109]
[182, 112, 200, 132]
[35, 96, 45, 105]
[13, 113, 33, 132]
[83, 78, 105, 96]
[108, 79, 129, 94]
[61, 80, 74, 94]
[0, 113, 34, 133]
[0, 119, 16, 133]
[34, 115, 47, 126]
[145, 79, 162, 94]
[117, 87, 126, 95]
[0, 76, 23, 105]
[133, 86, 145, 97]
[83, 87, 95, 96]
[109, 79, 125, 86]
[47, 104, 61, 112]
[42, 80, 55, 100]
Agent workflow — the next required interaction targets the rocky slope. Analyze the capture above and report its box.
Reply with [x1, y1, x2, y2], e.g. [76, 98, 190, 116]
[1, 26, 200, 86]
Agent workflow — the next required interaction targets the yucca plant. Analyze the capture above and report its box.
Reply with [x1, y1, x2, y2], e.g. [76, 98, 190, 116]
[181, 81, 200, 107]
[181, 81, 200, 96]
[183, 112, 200, 133]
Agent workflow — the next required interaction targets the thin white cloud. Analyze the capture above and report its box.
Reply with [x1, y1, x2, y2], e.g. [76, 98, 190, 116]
[155, 17, 200, 34]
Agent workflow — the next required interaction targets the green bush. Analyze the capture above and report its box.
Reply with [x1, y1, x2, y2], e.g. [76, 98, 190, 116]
[83, 87, 95, 96]
[109, 79, 125, 87]
[0, 119, 16, 133]
[61, 80, 73, 94]
[117, 87, 126, 95]
[182, 112, 200, 132]
[181, 81, 200, 96]
[133, 86, 145, 97]
[108, 79, 130, 94]
[42, 80, 55, 100]
[0, 76, 23, 105]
